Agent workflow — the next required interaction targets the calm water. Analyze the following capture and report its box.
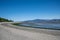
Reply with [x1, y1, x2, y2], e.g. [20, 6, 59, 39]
[19, 23, 60, 30]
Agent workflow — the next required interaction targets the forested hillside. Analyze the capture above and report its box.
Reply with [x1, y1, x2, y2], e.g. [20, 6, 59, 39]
[0, 17, 13, 22]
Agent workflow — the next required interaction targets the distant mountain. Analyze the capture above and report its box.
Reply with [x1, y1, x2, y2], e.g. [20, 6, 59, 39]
[22, 19, 60, 24]
[0, 17, 13, 22]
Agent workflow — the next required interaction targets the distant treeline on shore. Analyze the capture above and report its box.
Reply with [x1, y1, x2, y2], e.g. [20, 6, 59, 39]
[0, 17, 13, 22]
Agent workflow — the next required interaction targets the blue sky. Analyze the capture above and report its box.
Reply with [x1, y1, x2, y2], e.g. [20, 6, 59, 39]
[0, 0, 60, 21]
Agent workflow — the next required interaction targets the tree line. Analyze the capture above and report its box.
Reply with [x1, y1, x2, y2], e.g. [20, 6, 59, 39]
[0, 17, 13, 22]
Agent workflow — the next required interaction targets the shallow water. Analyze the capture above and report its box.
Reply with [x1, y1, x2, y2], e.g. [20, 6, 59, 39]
[19, 23, 60, 30]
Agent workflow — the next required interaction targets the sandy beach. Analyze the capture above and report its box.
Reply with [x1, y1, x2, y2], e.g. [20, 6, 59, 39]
[0, 22, 60, 40]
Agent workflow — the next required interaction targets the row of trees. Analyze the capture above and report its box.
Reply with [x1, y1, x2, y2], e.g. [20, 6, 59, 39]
[0, 17, 13, 22]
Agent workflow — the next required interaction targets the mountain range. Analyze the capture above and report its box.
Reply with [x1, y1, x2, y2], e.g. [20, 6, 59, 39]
[22, 19, 60, 24]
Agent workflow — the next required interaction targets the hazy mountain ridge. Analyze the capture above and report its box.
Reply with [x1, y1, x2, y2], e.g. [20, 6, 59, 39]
[22, 19, 60, 24]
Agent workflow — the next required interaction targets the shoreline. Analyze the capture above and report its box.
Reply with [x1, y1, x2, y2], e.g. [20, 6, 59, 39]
[1, 22, 60, 36]
[0, 22, 60, 40]
[13, 23, 60, 30]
